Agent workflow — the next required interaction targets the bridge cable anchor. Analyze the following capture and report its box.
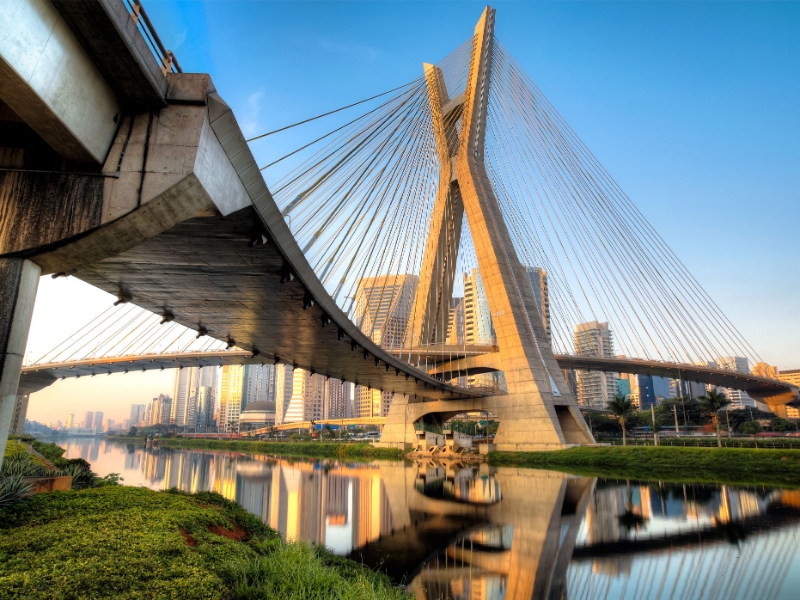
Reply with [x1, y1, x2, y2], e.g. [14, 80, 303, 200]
[114, 291, 133, 306]
[303, 292, 315, 310]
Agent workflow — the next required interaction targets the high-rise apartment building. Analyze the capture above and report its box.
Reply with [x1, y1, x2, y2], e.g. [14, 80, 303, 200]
[149, 394, 172, 425]
[354, 274, 418, 350]
[574, 321, 617, 408]
[83, 411, 94, 430]
[130, 404, 146, 426]
[219, 365, 246, 432]
[356, 386, 393, 418]
[274, 363, 293, 425]
[324, 378, 351, 419]
[463, 269, 494, 346]
[171, 366, 218, 426]
[445, 297, 465, 346]
[66, 414, 74, 430]
[283, 369, 328, 423]
[94, 411, 104, 433]
[525, 266, 551, 342]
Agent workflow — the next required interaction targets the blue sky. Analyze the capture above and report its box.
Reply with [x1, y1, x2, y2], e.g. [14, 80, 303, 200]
[26, 1, 800, 424]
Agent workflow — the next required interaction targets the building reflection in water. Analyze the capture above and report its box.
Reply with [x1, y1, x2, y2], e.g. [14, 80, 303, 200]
[62, 439, 800, 600]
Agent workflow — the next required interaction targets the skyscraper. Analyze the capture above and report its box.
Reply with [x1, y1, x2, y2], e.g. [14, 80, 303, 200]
[130, 404, 146, 426]
[716, 357, 757, 409]
[283, 369, 327, 423]
[219, 365, 246, 432]
[525, 266, 551, 342]
[357, 387, 393, 418]
[573, 321, 617, 408]
[195, 386, 215, 431]
[66, 413, 74, 430]
[463, 268, 494, 346]
[83, 411, 94, 430]
[244, 364, 276, 405]
[354, 274, 418, 350]
[274, 363, 293, 425]
[445, 297, 465, 346]
[94, 411, 104, 433]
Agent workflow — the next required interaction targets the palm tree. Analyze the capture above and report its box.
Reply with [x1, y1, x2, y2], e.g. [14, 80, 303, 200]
[699, 389, 732, 447]
[607, 393, 634, 446]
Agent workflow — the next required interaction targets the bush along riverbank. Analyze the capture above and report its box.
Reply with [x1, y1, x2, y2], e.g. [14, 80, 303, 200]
[1, 437, 119, 507]
[108, 437, 406, 461]
[489, 446, 800, 487]
[0, 486, 408, 600]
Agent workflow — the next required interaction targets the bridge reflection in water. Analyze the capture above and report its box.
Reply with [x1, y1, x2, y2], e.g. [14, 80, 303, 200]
[62, 439, 800, 599]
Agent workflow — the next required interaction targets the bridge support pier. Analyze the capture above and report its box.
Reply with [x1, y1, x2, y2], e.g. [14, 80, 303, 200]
[379, 391, 593, 451]
[0, 258, 40, 467]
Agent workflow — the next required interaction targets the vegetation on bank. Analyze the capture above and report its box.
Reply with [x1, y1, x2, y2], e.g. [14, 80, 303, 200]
[489, 446, 800, 487]
[0, 486, 408, 600]
[1, 438, 118, 507]
[109, 437, 406, 461]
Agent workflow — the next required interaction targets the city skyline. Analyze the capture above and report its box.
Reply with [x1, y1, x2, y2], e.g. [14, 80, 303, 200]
[16, 2, 800, 427]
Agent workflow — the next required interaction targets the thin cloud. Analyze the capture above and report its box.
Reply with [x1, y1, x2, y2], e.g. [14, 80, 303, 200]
[316, 38, 379, 63]
[240, 87, 265, 137]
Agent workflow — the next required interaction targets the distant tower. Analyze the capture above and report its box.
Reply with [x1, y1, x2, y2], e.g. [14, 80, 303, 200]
[354, 274, 418, 350]
[83, 411, 94, 430]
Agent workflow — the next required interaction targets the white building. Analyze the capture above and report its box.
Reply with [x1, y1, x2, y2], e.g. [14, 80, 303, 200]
[574, 321, 617, 409]
[354, 274, 418, 350]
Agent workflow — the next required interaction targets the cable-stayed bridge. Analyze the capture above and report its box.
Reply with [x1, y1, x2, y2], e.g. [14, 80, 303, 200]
[1, 1, 796, 461]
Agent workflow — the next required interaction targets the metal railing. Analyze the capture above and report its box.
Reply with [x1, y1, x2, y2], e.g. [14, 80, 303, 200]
[123, 0, 183, 74]
[414, 422, 443, 435]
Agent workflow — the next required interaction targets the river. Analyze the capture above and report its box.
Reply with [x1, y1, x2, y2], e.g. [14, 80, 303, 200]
[60, 438, 800, 599]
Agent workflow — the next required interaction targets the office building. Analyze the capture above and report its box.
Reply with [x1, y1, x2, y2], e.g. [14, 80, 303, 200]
[195, 386, 215, 431]
[130, 404, 146, 426]
[105, 418, 115, 432]
[325, 378, 351, 419]
[574, 321, 617, 408]
[94, 411, 104, 433]
[149, 394, 172, 426]
[219, 365, 246, 432]
[619, 373, 671, 410]
[463, 268, 494, 346]
[354, 274, 418, 350]
[753, 362, 779, 379]
[83, 411, 95, 430]
[244, 364, 276, 405]
[66, 414, 74, 429]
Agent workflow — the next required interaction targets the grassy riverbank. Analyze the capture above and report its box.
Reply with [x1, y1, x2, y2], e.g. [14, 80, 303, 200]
[489, 446, 800, 487]
[108, 437, 406, 461]
[0, 486, 407, 599]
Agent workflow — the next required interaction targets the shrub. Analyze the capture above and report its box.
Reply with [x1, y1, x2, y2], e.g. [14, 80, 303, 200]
[0, 476, 33, 508]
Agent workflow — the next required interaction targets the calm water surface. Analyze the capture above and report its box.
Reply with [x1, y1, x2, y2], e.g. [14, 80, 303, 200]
[60, 438, 800, 599]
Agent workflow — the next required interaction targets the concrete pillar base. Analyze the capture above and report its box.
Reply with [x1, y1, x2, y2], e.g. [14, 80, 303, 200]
[0, 259, 40, 468]
[379, 390, 594, 451]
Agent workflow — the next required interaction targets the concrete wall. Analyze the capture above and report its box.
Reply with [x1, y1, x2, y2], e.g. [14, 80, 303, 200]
[0, 0, 120, 164]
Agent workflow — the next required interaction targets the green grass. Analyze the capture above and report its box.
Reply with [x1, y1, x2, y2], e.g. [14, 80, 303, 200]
[489, 446, 800, 487]
[0, 486, 408, 600]
[110, 437, 405, 461]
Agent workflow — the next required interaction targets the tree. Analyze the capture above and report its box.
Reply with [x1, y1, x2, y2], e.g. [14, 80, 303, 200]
[698, 389, 732, 447]
[739, 421, 762, 436]
[606, 394, 634, 446]
[128, 426, 138, 438]
[267, 426, 278, 441]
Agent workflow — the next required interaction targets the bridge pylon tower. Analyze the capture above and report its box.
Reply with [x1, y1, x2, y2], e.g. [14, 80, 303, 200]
[381, 6, 595, 450]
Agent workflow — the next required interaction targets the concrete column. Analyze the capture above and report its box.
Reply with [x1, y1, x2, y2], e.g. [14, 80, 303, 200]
[0, 259, 40, 468]
[11, 393, 30, 435]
